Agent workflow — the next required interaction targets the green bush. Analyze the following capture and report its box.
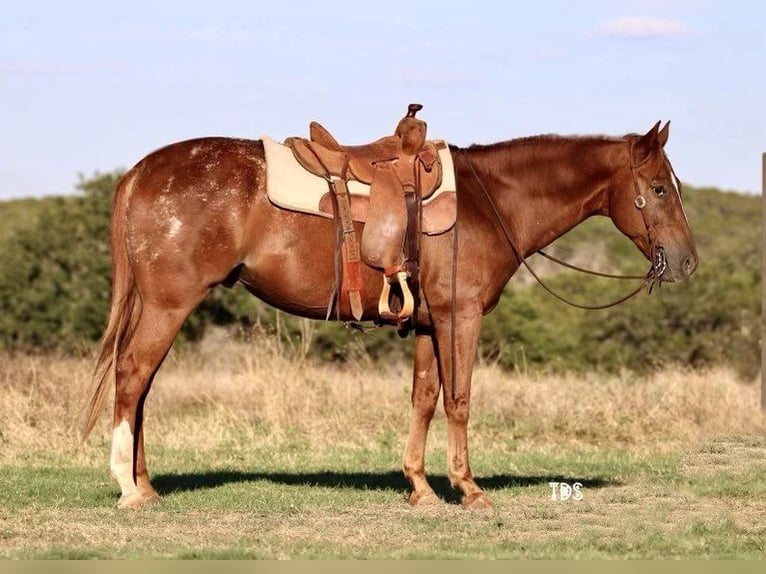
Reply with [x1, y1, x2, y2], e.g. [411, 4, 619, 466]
[0, 176, 114, 350]
[0, 175, 759, 378]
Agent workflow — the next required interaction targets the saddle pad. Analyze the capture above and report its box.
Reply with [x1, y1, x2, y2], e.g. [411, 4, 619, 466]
[262, 135, 456, 235]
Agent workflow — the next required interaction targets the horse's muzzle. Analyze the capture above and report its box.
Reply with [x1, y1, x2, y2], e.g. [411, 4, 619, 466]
[658, 246, 698, 283]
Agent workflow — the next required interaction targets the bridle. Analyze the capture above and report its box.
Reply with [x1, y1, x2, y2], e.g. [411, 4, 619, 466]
[628, 141, 682, 294]
[459, 146, 673, 311]
[448, 146, 675, 402]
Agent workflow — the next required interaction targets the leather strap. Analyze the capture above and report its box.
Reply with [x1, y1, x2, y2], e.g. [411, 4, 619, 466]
[302, 141, 365, 321]
[387, 154, 426, 337]
[409, 162, 425, 298]
[332, 177, 364, 320]
[461, 150, 651, 311]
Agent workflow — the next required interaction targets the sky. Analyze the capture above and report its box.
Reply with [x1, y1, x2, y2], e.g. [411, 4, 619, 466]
[1, 0, 763, 199]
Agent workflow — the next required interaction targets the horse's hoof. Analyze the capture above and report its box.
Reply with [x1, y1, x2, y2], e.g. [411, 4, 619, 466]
[140, 492, 162, 506]
[138, 484, 161, 503]
[461, 492, 495, 512]
[117, 491, 145, 509]
[117, 491, 160, 509]
[408, 490, 443, 506]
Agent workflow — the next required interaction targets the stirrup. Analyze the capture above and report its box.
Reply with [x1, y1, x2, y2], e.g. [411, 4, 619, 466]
[378, 270, 415, 322]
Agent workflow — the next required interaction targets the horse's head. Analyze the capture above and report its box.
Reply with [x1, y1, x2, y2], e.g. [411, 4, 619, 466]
[609, 121, 697, 283]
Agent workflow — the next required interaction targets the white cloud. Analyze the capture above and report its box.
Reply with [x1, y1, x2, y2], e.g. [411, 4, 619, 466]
[598, 16, 690, 38]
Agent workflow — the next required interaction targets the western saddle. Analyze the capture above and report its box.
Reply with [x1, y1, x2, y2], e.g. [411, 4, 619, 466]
[286, 104, 443, 329]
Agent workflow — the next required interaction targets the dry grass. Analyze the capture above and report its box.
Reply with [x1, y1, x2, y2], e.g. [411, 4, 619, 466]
[0, 333, 762, 462]
[1, 334, 764, 558]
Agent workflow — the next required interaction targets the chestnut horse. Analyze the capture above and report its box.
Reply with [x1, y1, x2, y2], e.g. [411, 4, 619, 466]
[81, 120, 696, 510]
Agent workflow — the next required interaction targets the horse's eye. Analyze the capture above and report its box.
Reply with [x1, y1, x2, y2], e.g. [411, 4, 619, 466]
[652, 185, 666, 197]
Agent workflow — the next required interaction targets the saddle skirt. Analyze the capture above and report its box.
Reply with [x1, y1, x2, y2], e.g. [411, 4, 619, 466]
[262, 135, 456, 235]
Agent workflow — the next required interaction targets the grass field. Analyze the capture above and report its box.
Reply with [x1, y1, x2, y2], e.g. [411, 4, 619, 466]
[0, 335, 763, 559]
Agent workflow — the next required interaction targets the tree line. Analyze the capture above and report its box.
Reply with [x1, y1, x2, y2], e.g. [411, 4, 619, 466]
[0, 171, 760, 379]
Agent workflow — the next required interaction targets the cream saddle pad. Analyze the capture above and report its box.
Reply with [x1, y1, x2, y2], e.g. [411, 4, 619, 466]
[262, 136, 456, 235]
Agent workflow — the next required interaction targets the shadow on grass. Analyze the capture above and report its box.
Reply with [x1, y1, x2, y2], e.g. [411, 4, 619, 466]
[152, 470, 618, 504]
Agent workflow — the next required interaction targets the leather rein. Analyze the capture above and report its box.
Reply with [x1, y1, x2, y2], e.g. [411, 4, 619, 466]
[460, 148, 668, 311]
[447, 147, 669, 401]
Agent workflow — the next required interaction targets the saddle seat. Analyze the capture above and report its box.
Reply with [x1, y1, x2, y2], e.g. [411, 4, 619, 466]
[286, 119, 441, 198]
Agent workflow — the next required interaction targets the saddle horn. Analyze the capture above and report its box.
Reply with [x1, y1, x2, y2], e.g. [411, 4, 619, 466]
[396, 104, 427, 156]
[406, 103, 423, 118]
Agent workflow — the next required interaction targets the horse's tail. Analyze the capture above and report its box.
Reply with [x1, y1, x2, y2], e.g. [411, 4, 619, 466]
[79, 169, 143, 441]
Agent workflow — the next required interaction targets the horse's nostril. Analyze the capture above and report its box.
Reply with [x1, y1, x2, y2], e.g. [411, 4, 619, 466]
[683, 255, 698, 275]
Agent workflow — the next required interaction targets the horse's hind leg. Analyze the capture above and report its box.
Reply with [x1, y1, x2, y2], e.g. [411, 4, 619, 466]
[402, 332, 442, 506]
[133, 367, 163, 502]
[111, 300, 202, 509]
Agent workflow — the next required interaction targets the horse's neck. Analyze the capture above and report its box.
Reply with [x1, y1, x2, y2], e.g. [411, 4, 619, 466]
[463, 139, 623, 256]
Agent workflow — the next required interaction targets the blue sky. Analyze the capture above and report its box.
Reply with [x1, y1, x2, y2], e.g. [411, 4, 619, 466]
[1, 0, 763, 199]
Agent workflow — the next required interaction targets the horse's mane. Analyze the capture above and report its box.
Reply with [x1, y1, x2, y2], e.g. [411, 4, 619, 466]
[464, 133, 628, 152]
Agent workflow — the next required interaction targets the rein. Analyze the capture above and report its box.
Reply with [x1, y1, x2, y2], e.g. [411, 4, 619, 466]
[460, 150, 659, 311]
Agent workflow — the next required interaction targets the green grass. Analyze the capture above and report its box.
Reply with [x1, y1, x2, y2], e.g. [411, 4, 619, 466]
[1, 349, 762, 558]
[1, 436, 763, 559]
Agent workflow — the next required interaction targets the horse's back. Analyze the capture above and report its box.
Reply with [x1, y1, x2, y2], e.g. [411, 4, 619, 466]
[131, 136, 265, 193]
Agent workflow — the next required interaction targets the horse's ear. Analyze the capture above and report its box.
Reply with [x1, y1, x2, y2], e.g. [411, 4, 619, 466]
[633, 120, 662, 164]
[658, 121, 670, 148]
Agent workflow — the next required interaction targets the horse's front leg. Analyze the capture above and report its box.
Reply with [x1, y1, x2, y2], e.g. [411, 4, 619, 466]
[433, 310, 494, 510]
[403, 331, 442, 506]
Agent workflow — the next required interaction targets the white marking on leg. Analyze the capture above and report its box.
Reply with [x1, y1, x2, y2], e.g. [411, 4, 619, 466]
[110, 420, 139, 498]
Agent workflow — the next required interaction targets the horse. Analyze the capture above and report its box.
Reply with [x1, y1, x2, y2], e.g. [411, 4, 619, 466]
[80, 120, 697, 510]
